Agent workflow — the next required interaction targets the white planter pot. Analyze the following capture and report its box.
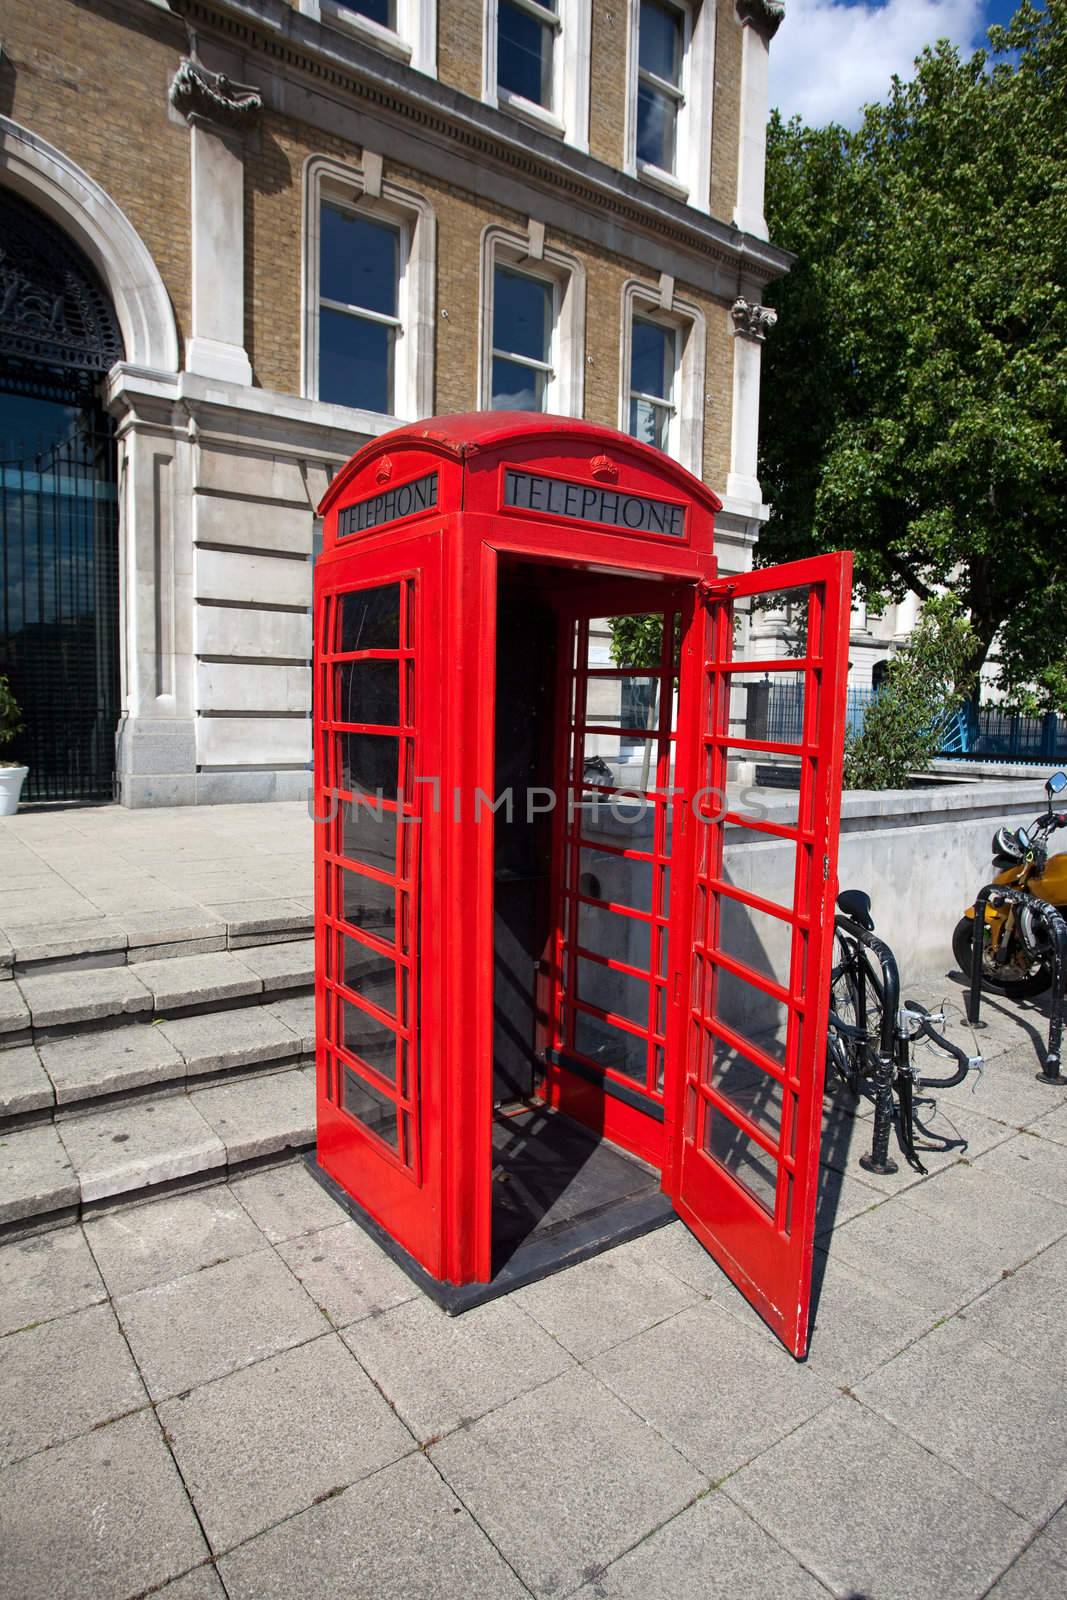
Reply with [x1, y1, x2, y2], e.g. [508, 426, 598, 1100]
[0, 766, 28, 816]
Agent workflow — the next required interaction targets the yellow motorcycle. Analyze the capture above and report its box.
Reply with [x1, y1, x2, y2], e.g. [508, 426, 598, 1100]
[953, 770, 1067, 996]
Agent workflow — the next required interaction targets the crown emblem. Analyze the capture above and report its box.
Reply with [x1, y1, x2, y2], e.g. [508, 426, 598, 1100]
[590, 454, 618, 482]
[375, 457, 394, 484]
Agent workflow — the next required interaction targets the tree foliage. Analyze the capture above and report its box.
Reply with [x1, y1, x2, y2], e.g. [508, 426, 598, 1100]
[843, 595, 977, 790]
[760, 2, 1067, 709]
[0, 674, 24, 761]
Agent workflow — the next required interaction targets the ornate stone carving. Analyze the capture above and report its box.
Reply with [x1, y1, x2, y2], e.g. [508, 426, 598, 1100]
[169, 59, 262, 133]
[736, 0, 785, 41]
[731, 297, 778, 342]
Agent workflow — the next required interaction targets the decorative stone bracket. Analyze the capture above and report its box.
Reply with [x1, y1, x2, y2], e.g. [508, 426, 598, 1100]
[169, 58, 262, 134]
[736, 0, 785, 42]
[731, 297, 778, 342]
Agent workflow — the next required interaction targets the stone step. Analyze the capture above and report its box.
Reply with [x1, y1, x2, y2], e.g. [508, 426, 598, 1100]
[1, 901, 313, 979]
[0, 941, 315, 1050]
[1, 993, 315, 1128]
[0, 1063, 316, 1235]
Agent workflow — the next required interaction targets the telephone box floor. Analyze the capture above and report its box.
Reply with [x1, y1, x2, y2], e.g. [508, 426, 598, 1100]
[307, 1105, 673, 1314]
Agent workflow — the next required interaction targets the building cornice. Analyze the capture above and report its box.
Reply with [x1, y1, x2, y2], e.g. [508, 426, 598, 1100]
[169, 0, 793, 290]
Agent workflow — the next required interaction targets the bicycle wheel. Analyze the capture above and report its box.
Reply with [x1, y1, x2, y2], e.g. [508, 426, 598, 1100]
[827, 931, 884, 1098]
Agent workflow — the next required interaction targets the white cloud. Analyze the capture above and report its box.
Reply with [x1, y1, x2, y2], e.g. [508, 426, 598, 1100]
[768, 0, 986, 128]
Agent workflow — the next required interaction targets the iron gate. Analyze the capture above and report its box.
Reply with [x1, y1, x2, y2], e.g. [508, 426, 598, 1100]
[0, 415, 120, 801]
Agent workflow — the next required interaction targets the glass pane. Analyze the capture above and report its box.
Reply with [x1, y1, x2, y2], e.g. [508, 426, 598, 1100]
[320, 206, 399, 316]
[491, 357, 547, 412]
[582, 732, 658, 794]
[335, 662, 399, 727]
[738, 670, 809, 747]
[337, 733, 398, 798]
[341, 798, 397, 875]
[498, 0, 554, 106]
[711, 967, 790, 1065]
[703, 1107, 777, 1214]
[339, 584, 400, 652]
[716, 894, 794, 992]
[578, 847, 653, 914]
[631, 318, 676, 402]
[585, 675, 661, 731]
[494, 267, 552, 364]
[577, 900, 651, 972]
[637, 83, 678, 172]
[319, 308, 395, 414]
[577, 956, 648, 1028]
[341, 0, 395, 25]
[341, 933, 396, 1015]
[574, 1010, 645, 1083]
[629, 395, 671, 451]
[639, 0, 683, 84]
[342, 1000, 397, 1081]
[707, 1033, 785, 1142]
[591, 613, 666, 670]
[341, 1064, 398, 1148]
[340, 865, 395, 940]
[737, 584, 816, 660]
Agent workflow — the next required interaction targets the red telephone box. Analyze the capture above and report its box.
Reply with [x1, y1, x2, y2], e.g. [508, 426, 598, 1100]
[312, 413, 851, 1357]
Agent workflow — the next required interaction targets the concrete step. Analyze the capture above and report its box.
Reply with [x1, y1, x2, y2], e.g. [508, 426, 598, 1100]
[0, 1063, 316, 1235]
[0, 941, 314, 1049]
[1, 901, 313, 979]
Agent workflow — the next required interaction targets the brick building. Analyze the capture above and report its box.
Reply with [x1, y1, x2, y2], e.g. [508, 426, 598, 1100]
[0, 0, 788, 806]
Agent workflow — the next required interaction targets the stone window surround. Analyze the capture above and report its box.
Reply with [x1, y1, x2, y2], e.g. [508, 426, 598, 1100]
[482, 0, 593, 152]
[478, 224, 586, 417]
[302, 154, 436, 424]
[618, 278, 706, 476]
[624, 0, 715, 214]
[295, 0, 438, 78]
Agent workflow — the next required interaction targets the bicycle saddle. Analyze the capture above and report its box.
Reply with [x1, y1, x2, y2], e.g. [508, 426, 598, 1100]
[837, 889, 874, 930]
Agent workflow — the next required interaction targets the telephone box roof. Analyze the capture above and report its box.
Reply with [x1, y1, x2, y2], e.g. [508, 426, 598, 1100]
[317, 411, 724, 518]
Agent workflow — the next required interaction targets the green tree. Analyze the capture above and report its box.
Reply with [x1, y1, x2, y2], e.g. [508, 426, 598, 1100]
[759, 2, 1067, 709]
[842, 595, 977, 789]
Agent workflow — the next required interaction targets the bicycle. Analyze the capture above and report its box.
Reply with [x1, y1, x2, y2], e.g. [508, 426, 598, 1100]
[826, 890, 982, 1175]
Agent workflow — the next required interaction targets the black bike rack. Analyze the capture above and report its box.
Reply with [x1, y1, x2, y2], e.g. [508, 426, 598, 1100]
[966, 886, 1067, 1085]
[834, 912, 902, 1175]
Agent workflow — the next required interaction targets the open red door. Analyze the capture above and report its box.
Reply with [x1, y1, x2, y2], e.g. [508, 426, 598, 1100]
[667, 552, 852, 1356]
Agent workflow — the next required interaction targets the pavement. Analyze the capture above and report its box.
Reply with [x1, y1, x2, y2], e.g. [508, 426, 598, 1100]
[1, 978, 1066, 1600]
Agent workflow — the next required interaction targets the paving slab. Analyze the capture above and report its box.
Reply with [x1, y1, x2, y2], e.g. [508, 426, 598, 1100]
[725, 1397, 1030, 1600]
[590, 1298, 837, 1481]
[262, 991, 314, 1052]
[277, 1220, 416, 1327]
[343, 1292, 574, 1443]
[986, 1537, 1067, 1599]
[515, 1231, 701, 1359]
[231, 938, 313, 991]
[159, 1332, 413, 1552]
[17, 965, 152, 1028]
[1042, 1503, 1067, 1566]
[960, 1052, 1067, 1129]
[229, 1160, 347, 1241]
[0, 1302, 148, 1467]
[85, 1186, 266, 1297]
[118, 908, 227, 949]
[0, 1225, 106, 1336]
[803, 1247, 938, 1384]
[8, 918, 128, 965]
[0, 978, 30, 1036]
[0, 1044, 54, 1118]
[974, 1129, 1067, 1205]
[1032, 1099, 1067, 1147]
[190, 1067, 313, 1163]
[115, 1246, 328, 1400]
[218, 1449, 531, 1600]
[152, 1568, 228, 1600]
[897, 1161, 1067, 1263]
[39, 1023, 185, 1106]
[960, 1238, 1067, 1380]
[429, 1367, 706, 1599]
[855, 1313, 1067, 1521]
[0, 1408, 209, 1600]
[0, 1121, 78, 1223]
[59, 1097, 224, 1203]
[570, 1488, 829, 1600]
[131, 951, 263, 1011]
[157, 1005, 300, 1076]
[638, 1221, 788, 1344]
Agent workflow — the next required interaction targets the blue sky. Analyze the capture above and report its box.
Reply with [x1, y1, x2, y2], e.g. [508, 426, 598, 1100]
[768, 0, 1028, 127]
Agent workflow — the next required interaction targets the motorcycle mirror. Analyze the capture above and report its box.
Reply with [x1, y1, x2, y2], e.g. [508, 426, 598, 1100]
[1047, 771, 1067, 797]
